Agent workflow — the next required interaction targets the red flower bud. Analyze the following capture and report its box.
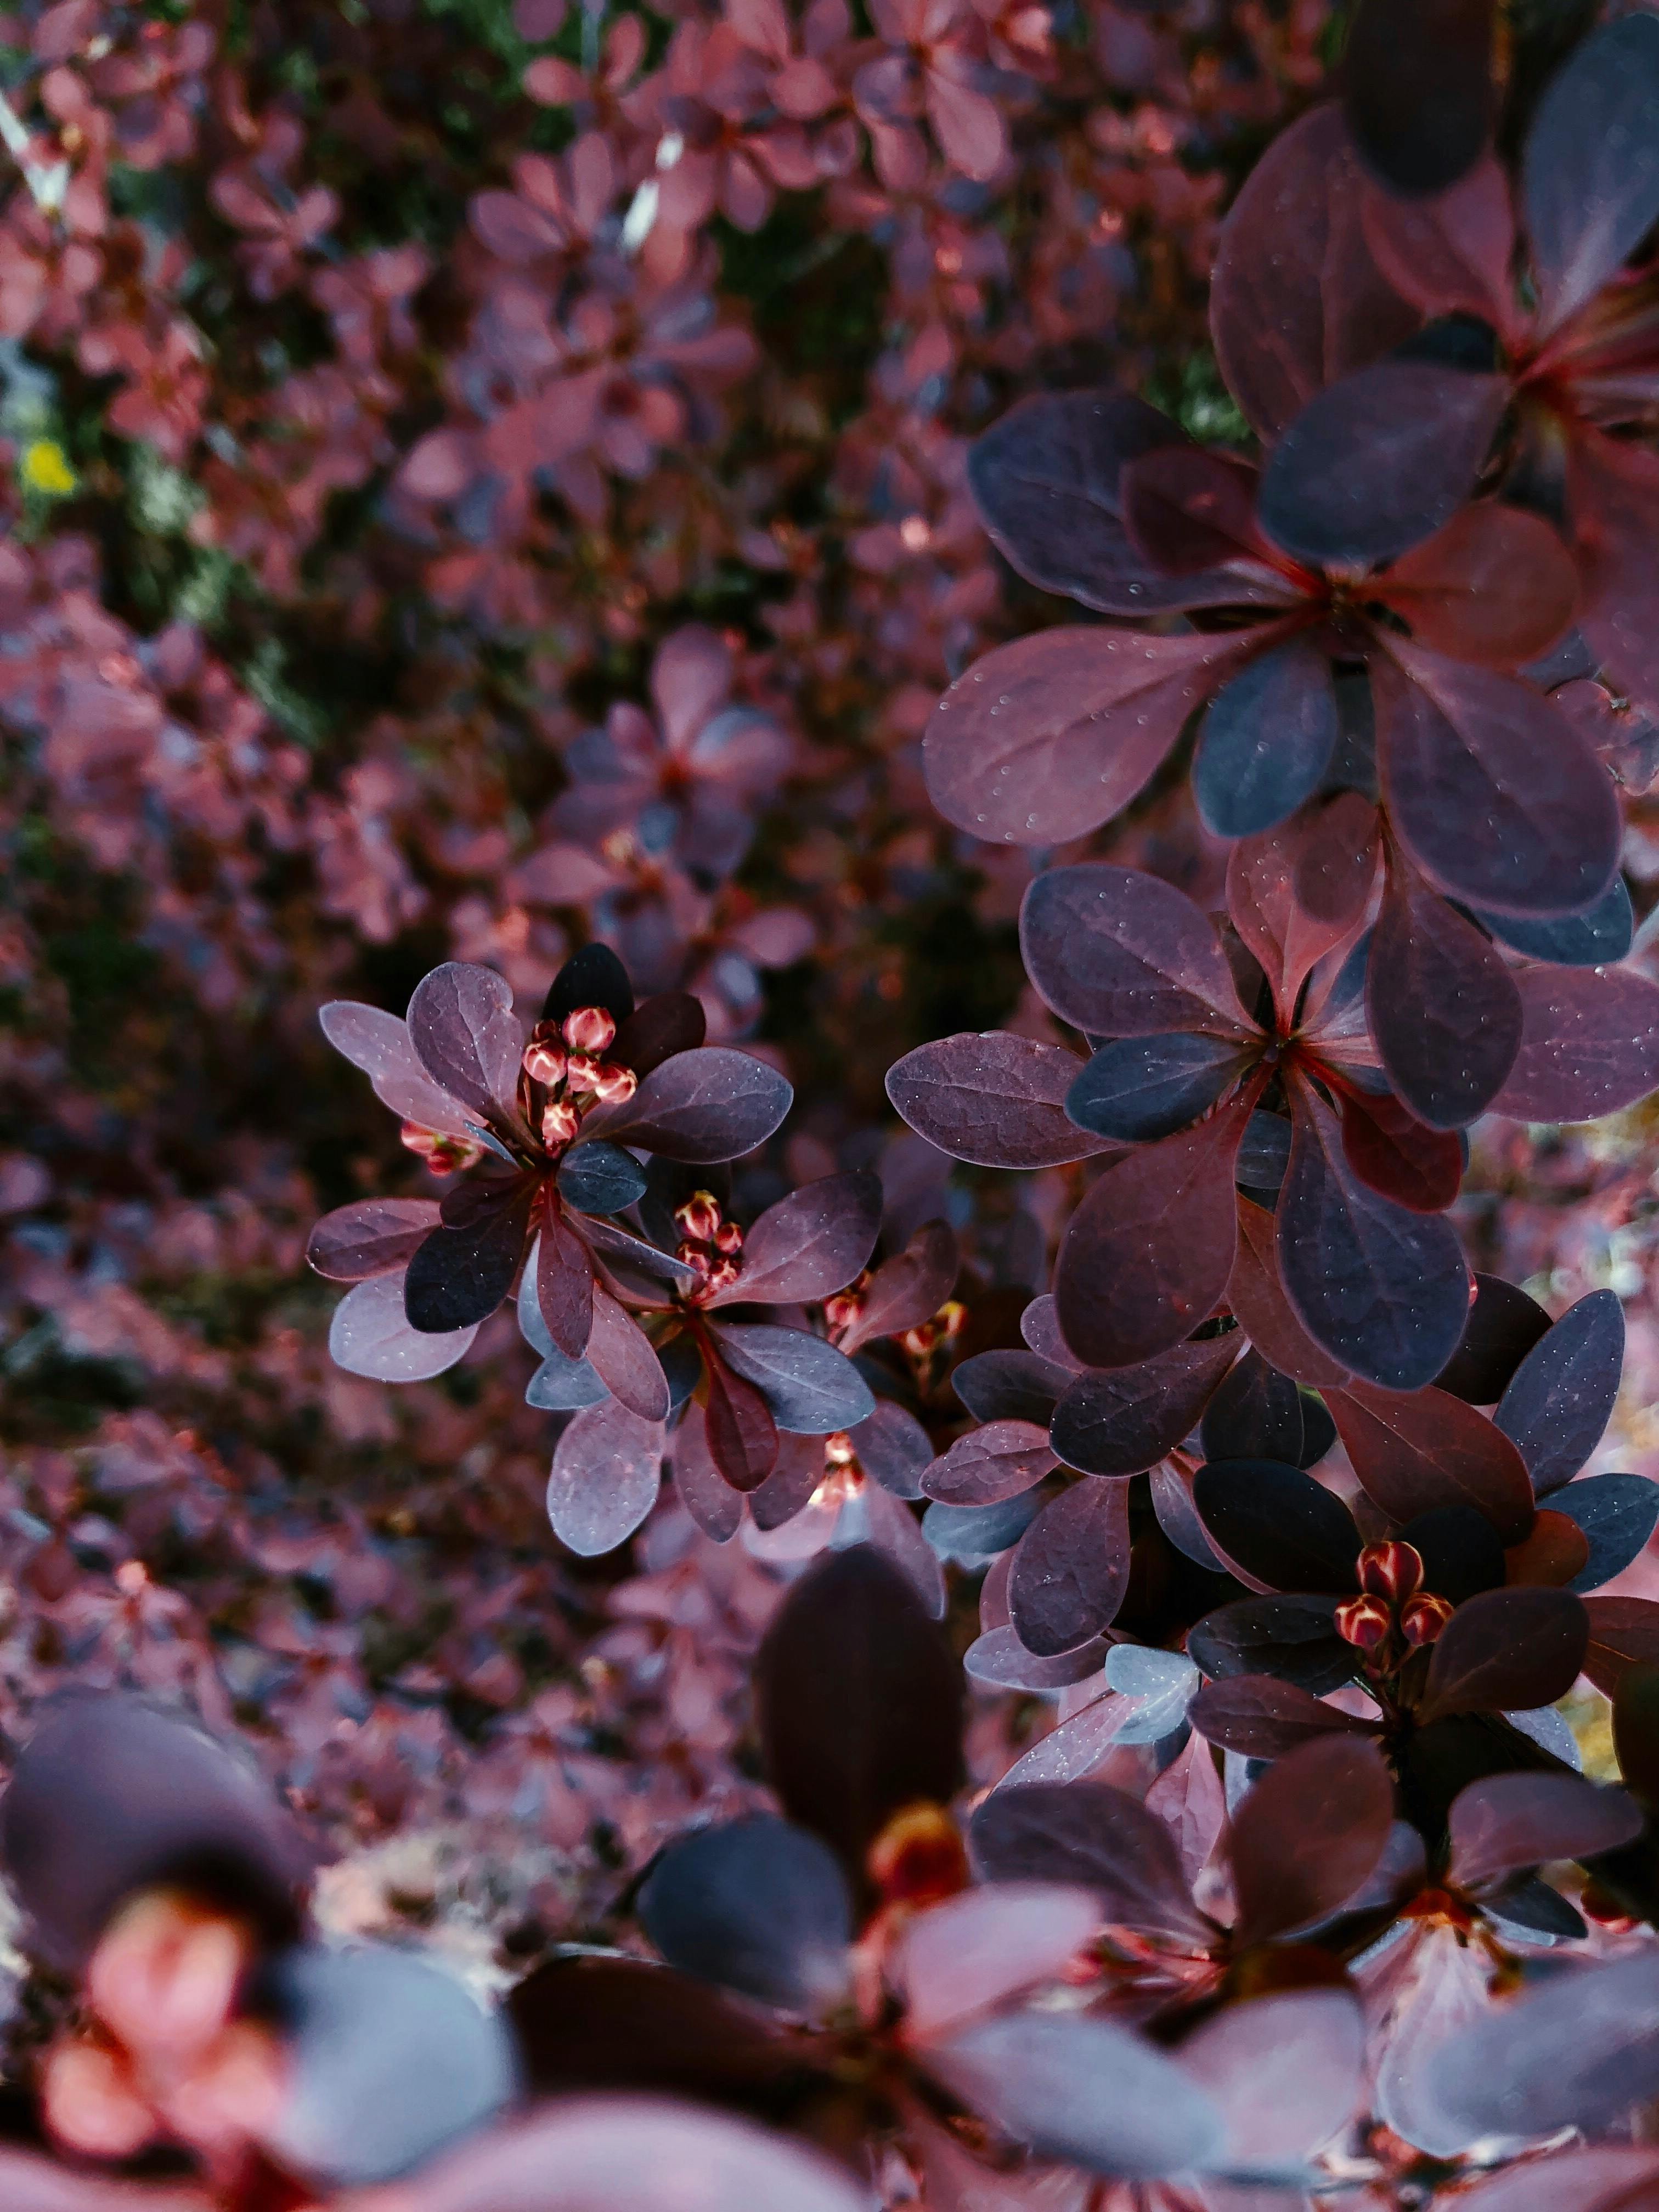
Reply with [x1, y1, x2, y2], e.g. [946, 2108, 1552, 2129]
[563, 1005, 617, 1054]
[565, 1051, 602, 1091]
[591, 1060, 637, 1104]
[1401, 1594, 1454, 1647]
[714, 1220, 743, 1255]
[675, 1192, 723, 1243]
[541, 1098, 581, 1148]
[1335, 1594, 1392, 1651]
[677, 1241, 713, 1279]
[823, 1290, 863, 1334]
[1358, 1541, 1425, 1604]
[522, 1038, 567, 1088]
[705, 1259, 741, 1296]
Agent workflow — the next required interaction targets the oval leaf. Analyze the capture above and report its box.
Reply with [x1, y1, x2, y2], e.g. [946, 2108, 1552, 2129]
[886, 1034, 1113, 1169]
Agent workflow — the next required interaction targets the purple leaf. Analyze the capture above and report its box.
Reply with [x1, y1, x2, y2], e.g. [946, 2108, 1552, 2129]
[1446, 1772, 1644, 1897]
[1327, 1381, 1536, 1545]
[1367, 870, 1522, 1128]
[970, 1780, 1214, 1943]
[1584, 1596, 1659, 1697]
[1372, 503, 1579, 669]
[1119, 444, 1269, 573]
[1054, 1098, 1251, 1369]
[921, 1420, 1057, 1506]
[885, 1034, 1114, 1169]
[307, 1198, 441, 1283]
[1177, 1988, 1364, 2174]
[1008, 1477, 1131, 1656]
[638, 1816, 853, 2014]
[749, 1432, 827, 1532]
[1258, 362, 1506, 569]
[1553, 1475, 1659, 1593]
[951, 1349, 1073, 1427]
[965, 388, 1271, 616]
[1376, 647, 1622, 919]
[547, 1400, 663, 1554]
[404, 1177, 537, 1333]
[585, 1288, 671, 1421]
[1421, 1954, 1659, 2142]
[1494, 1290, 1624, 1496]
[1436, 1273, 1553, 1403]
[1491, 963, 1659, 1124]
[1192, 636, 1340, 840]
[538, 1201, 596, 1358]
[1571, 429, 1659, 719]
[706, 1171, 881, 1305]
[847, 1401, 934, 1499]
[757, 1546, 963, 1877]
[1418, 1587, 1589, 1720]
[894, 1882, 1100, 2041]
[964, 1627, 1107, 1693]
[318, 1002, 479, 1140]
[1065, 1032, 1251, 1144]
[924, 627, 1250, 847]
[1210, 102, 1421, 441]
[1522, 13, 1659, 334]
[921, 2012, 1225, 2180]
[1199, 1348, 1305, 1464]
[1278, 1086, 1470, 1389]
[703, 1352, 780, 1491]
[329, 1272, 479, 1383]
[1231, 1197, 1351, 1389]
[669, 1405, 744, 1542]
[610, 990, 706, 1077]
[1228, 1734, 1396, 1945]
[1188, 1675, 1379, 1758]
[405, 962, 523, 1121]
[1193, 1459, 1361, 1594]
[709, 1321, 874, 1433]
[590, 1047, 792, 1163]
[1049, 1335, 1238, 1476]
[1020, 862, 1251, 1040]
[1345, 0, 1495, 195]
[1188, 1593, 1355, 1695]
[838, 1220, 958, 1352]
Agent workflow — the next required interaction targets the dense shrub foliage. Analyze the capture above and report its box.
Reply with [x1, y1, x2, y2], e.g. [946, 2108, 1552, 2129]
[10, 0, 1659, 2205]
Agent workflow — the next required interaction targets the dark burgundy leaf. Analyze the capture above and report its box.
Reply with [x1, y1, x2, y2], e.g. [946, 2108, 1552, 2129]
[1494, 1290, 1624, 1496]
[965, 388, 1262, 616]
[1049, 1335, 1239, 1476]
[1192, 638, 1340, 840]
[1584, 1596, 1659, 1697]
[1258, 362, 1506, 569]
[0, 1692, 309, 1972]
[709, 1171, 882, 1305]
[1189, 1675, 1380, 1759]
[925, 627, 1251, 847]
[953, 1349, 1073, 1427]
[756, 1546, 964, 1875]
[1187, 1594, 1356, 1695]
[1613, 1662, 1659, 1804]
[407, 962, 523, 1121]
[1337, 1086, 1464, 1214]
[922, 2012, 1224, 2180]
[1571, 428, 1659, 720]
[886, 1034, 1113, 1169]
[1345, 0, 1495, 196]
[1065, 1032, 1249, 1143]
[921, 1420, 1057, 1506]
[1008, 1477, 1132, 1656]
[1278, 1088, 1470, 1389]
[405, 1178, 537, 1333]
[1446, 1773, 1643, 1897]
[1118, 444, 1267, 574]
[1504, 1507, 1590, 1589]
[1397, 1505, 1506, 1605]
[1417, 1587, 1589, 1720]
[1359, 157, 1516, 325]
[1376, 647, 1621, 919]
[591, 1047, 792, 1162]
[1210, 103, 1421, 441]
[556, 1142, 648, 1216]
[970, 1782, 1214, 1943]
[1193, 1459, 1361, 1594]
[1490, 963, 1659, 1123]
[1328, 1380, 1535, 1545]
[1228, 794, 1379, 1015]
[1371, 504, 1579, 670]
[703, 1353, 779, 1491]
[585, 1288, 672, 1421]
[307, 1198, 441, 1283]
[1231, 1197, 1351, 1388]
[538, 1203, 596, 1359]
[1228, 1735, 1396, 1946]
[1552, 1476, 1659, 1594]
[1477, 877, 1634, 967]
[710, 1322, 874, 1433]
[1021, 862, 1251, 1039]
[1299, 1394, 1339, 1469]
[1522, 12, 1659, 334]
[543, 941, 634, 1029]
[1203, 1345, 1309, 1469]
[748, 1433, 827, 1532]
[506, 1956, 797, 2106]
[610, 989, 704, 1077]
[839, 1220, 958, 1352]
[1436, 1273, 1553, 1403]
[670, 1404, 744, 1543]
[1423, 1954, 1659, 2141]
[1366, 871, 1522, 1128]
[638, 1816, 853, 2013]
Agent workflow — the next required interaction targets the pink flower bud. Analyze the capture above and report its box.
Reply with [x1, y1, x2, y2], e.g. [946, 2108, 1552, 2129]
[541, 1099, 581, 1148]
[1401, 1594, 1454, 1647]
[675, 1192, 723, 1243]
[1335, 1594, 1392, 1651]
[714, 1220, 743, 1255]
[522, 1039, 567, 1088]
[565, 1052, 602, 1091]
[1358, 1540, 1425, 1604]
[591, 1060, 637, 1104]
[563, 1005, 617, 1054]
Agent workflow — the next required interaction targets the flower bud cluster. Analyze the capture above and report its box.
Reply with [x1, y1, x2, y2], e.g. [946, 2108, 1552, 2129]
[521, 1006, 639, 1153]
[1335, 1543, 1454, 1659]
[674, 1189, 744, 1301]
[399, 1123, 484, 1175]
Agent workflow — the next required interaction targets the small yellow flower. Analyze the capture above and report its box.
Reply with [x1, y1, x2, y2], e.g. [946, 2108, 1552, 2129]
[19, 439, 76, 497]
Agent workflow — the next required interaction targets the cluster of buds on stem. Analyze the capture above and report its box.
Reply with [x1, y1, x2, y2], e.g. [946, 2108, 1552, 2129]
[521, 1005, 637, 1152]
[675, 1188, 743, 1300]
[811, 1429, 865, 1512]
[399, 1122, 484, 1175]
[823, 1273, 870, 1340]
[901, 1300, 967, 1367]
[1336, 1542, 1454, 1661]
